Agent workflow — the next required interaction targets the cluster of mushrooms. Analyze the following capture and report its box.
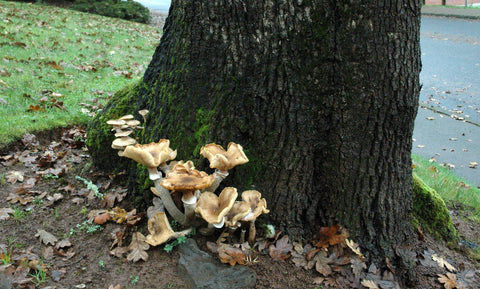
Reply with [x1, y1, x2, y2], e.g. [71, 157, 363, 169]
[106, 113, 269, 247]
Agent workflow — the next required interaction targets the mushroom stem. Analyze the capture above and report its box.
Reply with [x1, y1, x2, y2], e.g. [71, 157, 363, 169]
[240, 228, 246, 244]
[207, 170, 229, 193]
[152, 180, 186, 225]
[159, 162, 170, 174]
[147, 167, 162, 180]
[248, 220, 256, 244]
[199, 217, 225, 236]
[182, 191, 198, 225]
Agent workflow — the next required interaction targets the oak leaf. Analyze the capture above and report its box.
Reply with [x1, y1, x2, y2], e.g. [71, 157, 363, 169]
[269, 235, 292, 261]
[346, 239, 364, 258]
[438, 273, 458, 289]
[6, 171, 24, 184]
[218, 244, 246, 266]
[313, 224, 348, 249]
[35, 229, 58, 246]
[127, 232, 149, 262]
[361, 279, 379, 289]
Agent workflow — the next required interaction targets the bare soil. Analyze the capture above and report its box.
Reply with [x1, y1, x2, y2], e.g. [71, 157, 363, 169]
[0, 128, 479, 289]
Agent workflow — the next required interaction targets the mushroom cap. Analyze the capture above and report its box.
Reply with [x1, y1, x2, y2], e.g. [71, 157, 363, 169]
[160, 166, 215, 192]
[119, 114, 134, 120]
[122, 139, 176, 168]
[225, 201, 252, 227]
[126, 120, 141, 127]
[195, 187, 238, 224]
[241, 190, 269, 221]
[169, 160, 196, 170]
[111, 136, 137, 150]
[114, 130, 134, 137]
[200, 142, 249, 172]
[145, 212, 175, 246]
[138, 109, 149, 116]
[106, 119, 126, 126]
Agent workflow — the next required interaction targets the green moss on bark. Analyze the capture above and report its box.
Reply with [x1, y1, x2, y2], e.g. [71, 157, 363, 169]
[412, 173, 457, 242]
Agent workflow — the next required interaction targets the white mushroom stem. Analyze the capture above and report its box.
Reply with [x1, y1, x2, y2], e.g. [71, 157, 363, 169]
[199, 217, 226, 236]
[159, 162, 170, 174]
[207, 169, 229, 193]
[240, 228, 247, 244]
[152, 178, 186, 226]
[182, 191, 198, 224]
[147, 167, 162, 180]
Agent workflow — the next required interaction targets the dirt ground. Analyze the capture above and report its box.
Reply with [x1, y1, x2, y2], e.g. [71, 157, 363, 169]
[0, 128, 479, 289]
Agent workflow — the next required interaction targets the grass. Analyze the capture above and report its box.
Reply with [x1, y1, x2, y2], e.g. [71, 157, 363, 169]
[0, 0, 160, 147]
[412, 154, 480, 221]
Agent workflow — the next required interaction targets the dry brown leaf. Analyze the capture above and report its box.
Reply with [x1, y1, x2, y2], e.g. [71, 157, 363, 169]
[35, 229, 58, 246]
[438, 273, 458, 289]
[11, 264, 32, 285]
[269, 235, 292, 260]
[51, 268, 67, 282]
[110, 246, 129, 258]
[0, 208, 14, 221]
[110, 227, 127, 249]
[94, 212, 112, 225]
[218, 244, 246, 266]
[432, 254, 456, 272]
[313, 224, 348, 249]
[108, 285, 123, 289]
[350, 257, 367, 279]
[55, 239, 72, 250]
[127, 232, 149, 262]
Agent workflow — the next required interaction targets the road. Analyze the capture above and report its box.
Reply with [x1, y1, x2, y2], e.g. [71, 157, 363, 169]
[413, 15, 480, 187]
[420, 16, 480, 124]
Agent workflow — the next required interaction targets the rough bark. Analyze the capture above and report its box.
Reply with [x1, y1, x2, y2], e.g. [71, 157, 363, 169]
[87, 0, 421, 266]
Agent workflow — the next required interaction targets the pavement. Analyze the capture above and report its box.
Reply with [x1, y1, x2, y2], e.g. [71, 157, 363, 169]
[413, 6, 480, 187]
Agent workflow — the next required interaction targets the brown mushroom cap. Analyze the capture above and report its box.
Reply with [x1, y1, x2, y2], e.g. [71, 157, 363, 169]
[195, 187, 238, 224]
[160, 166, 215, 192]
[225, 201, 252, 227]
[200, 142, 249, 172]
[111, 136, 137, 150]
[241, 190, 269, 221]
[122, 139, 176, 168]
[145, 212, 175, 246]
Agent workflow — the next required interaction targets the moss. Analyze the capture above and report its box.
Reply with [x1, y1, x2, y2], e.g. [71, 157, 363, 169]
[412, 173, 457, 242]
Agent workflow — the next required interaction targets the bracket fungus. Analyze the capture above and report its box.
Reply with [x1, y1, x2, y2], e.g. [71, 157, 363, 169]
[195, 187, 238, 233]
[200, 142, 249, 192]
[146, 212, 192, 246]
[160, 165, 215, 224]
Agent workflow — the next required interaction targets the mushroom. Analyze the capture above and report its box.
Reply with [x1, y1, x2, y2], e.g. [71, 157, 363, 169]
[122, 139, 176, 180]
[241, 190, 269, 243]
[160, 160, 195, 174]
[138, 109, 149, 123]
[160, 165, 215, 224]
[150, 187, 185, 225]
[111, 136, 136, 151]
[200, 142, 249, 192]
[195, 187, 238, 234]
[114, 130, 134, 138]
[225, 201, 251, 228]
[119, 114, 134, 120]
[106, 119, 127, 133]
[145, 212, 192, 246]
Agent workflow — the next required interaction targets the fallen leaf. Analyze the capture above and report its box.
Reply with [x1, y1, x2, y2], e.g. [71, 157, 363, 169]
[6, 171, 24, 184]
[35, 229, 58, 246]
[269, 235, 292, 260]
[55, 239, 72, 250]
[345, 239, 364, 258]
[0, 208, 14, 221]
[361, 279, 379, 289]
[432, 254, 456, 272]
[110, 227, 127, 249]
[438, 273, 457, 289]
[350, 257, 367, 279]
[218, 244, 246, 266]
[127, 232, 149, 262]
[313, 224, 348, 249]
[94, 212, 111, 225]
[51, 268, 67, 282]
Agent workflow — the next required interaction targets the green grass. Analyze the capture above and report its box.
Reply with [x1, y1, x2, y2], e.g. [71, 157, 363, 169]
[0, 0, 160, 146]
[412, 154, 480, 221]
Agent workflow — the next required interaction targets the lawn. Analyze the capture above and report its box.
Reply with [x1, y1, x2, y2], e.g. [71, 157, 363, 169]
[0, 0, 160, 146]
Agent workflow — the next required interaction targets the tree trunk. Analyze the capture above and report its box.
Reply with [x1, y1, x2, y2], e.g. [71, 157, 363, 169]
[87, 0, 421, 266]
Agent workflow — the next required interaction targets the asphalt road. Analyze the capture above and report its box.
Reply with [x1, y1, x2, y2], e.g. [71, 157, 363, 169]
[413, 15, 480, 187]
[420, 16, 480, 124]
